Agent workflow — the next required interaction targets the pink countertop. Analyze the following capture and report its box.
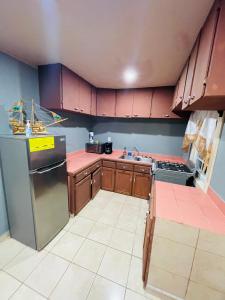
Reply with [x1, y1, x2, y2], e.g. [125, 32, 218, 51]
[66, 149, 185, 175]
[155, 181, 225, 234]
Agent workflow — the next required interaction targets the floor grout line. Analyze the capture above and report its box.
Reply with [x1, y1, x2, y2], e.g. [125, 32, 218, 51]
[0, 191, 148, 299]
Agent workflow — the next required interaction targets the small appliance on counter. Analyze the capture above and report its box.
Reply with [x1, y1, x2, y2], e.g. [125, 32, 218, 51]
[104, 137, 113, 154]
[152, 160, 195, 186]
[85, 142, 105, 154]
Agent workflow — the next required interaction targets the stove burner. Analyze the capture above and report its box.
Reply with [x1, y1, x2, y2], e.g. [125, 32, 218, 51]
[157, 161, 192, 173]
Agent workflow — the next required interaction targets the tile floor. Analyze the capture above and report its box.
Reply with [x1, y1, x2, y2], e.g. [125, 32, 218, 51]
[0, 190, 161, 300]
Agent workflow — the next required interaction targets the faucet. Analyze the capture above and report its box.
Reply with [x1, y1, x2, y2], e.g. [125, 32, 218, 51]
[132, 147, 140, 156]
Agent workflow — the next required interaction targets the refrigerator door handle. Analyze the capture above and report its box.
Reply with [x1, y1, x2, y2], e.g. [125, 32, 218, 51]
[30, 159, 67, 175]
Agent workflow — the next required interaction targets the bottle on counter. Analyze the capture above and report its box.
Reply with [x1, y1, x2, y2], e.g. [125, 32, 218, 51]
[25, 120, 32, 137]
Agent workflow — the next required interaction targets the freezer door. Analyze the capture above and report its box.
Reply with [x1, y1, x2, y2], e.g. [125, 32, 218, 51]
[28, 135, 66, 170]
[30, 159, 69, 250]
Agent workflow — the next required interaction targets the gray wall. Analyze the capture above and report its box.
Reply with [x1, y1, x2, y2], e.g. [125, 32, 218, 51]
[0, 52, 40, 235]
[92, 118, 187, 156]
[210, 122, 225, 202]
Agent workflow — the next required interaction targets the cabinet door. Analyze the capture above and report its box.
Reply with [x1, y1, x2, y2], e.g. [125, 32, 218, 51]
[75, 175, 91, 214]
[79, 79, 91, 114]
[91, 86, 97, 115]
[132, 172, 151, 199]
[38, 64, 62, 110]
[62, 66, 80, 111]
[205, 1, 225, 98]
[190, 5, 219, 104]
[92, 167, 101, 198]
[114, 170, 133, 195]
[116, 90, 133, 118]
[176, 62, 188, 108]
[142, 213, 154, 284]
[151, 87, 179, 118]
[97, 89, 116, 117]
[182, 37, 200, 109]
[101, 167, 115, 191]
[132, 89, 152, 118]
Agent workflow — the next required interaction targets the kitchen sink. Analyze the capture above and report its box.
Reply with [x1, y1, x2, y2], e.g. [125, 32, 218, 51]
[119, 155, 153, 163]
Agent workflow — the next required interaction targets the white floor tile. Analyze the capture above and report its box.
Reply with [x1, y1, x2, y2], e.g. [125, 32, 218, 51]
[10, 284, 46, 300]
[25, 253, 69, 297]
[0, 238, 25, 268]
[51, 232, 84, 261]
[116, 213, 138, 233]
[63, 217, 76, 231]
[87, 275, 125, 300]
[98, 247, 131, 286]
[73, 239, 106, 273]
[109, 228, 135, 254]
[0, 271, 21, 300]
[69, 217, 95, 237]
[127, 256, 146, 296]
[50, 264, 95, 300]
[4, 247, 47, 281]
[44, 230, 66, 252]
[88, 222, 113, 245]
[133, 234, 144, 258]
[125, 289, 147, 300]
[79, 206, 102, 221]
[98, 210, 119, 226]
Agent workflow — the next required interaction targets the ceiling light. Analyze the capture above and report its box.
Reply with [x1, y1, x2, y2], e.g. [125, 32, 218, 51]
[123, 68, 138, 84]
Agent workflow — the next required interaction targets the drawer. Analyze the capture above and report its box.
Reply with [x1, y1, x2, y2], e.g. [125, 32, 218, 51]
[89, 161, 101, 173]
[75, 167, 91, 183]
[116, 162, 133, 171]
[134, 165, 151, 174]
[102, 160, 116, 168]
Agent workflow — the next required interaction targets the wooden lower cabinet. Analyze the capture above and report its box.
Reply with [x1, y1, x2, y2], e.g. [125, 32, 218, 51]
[101, 167, 115, 191]
[74, 174, 92, 214]
[114, 169, 133, 195]
[142, 213, 155, 285]
[92, 167, 101, 198]
[132, 172, 151, 199]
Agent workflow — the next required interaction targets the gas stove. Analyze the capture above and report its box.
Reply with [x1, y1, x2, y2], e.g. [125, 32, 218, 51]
[152, 160, 195, 186]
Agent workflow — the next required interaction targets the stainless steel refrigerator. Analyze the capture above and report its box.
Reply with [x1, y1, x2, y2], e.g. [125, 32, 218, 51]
[0, 135, 69, 250]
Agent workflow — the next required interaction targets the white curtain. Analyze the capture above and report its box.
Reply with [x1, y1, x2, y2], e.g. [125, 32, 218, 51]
[182, 111, 219, 163]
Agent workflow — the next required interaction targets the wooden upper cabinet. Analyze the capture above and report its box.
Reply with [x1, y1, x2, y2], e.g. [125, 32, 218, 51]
[182, 37, 200, 109]
[132, 89, 152, 118]
[91, 87, 97, 115]
[79, 79, 91, 114]
[116, 90, 133, 118]
[176, 62, 188, 108]
[39, 64, 62, 110]
[97, 89, 116, 117]
[204, 0, 225, 101]
[39, 64, 92, 114]
[61, 65, 80, 111]
[151, 87, 179, 118]
[190, 4, 219, 105]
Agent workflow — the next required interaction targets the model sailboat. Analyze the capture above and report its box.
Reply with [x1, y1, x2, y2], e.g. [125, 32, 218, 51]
[8, 99, 67, 135]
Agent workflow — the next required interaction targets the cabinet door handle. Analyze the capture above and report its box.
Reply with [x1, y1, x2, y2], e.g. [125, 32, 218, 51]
[101, 113, 106, 116]
[74, 107, 79, 111]
[125, 114, 130, 118]
[133, 114, 138, 117]
[80, 109, 84, 112]
[164, 114, 169, 118]
[179, 96, 183, 100]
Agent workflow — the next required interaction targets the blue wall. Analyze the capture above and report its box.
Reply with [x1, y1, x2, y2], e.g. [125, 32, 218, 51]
[210, 122, 225, 202]
[93, 118, 187, 156]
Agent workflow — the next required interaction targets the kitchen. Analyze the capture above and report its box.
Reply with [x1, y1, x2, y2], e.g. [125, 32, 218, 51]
[0, 0, 225, 299]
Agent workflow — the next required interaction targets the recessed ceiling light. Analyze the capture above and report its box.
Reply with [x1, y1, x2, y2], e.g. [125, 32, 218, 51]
[123, 68, 138, 84]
